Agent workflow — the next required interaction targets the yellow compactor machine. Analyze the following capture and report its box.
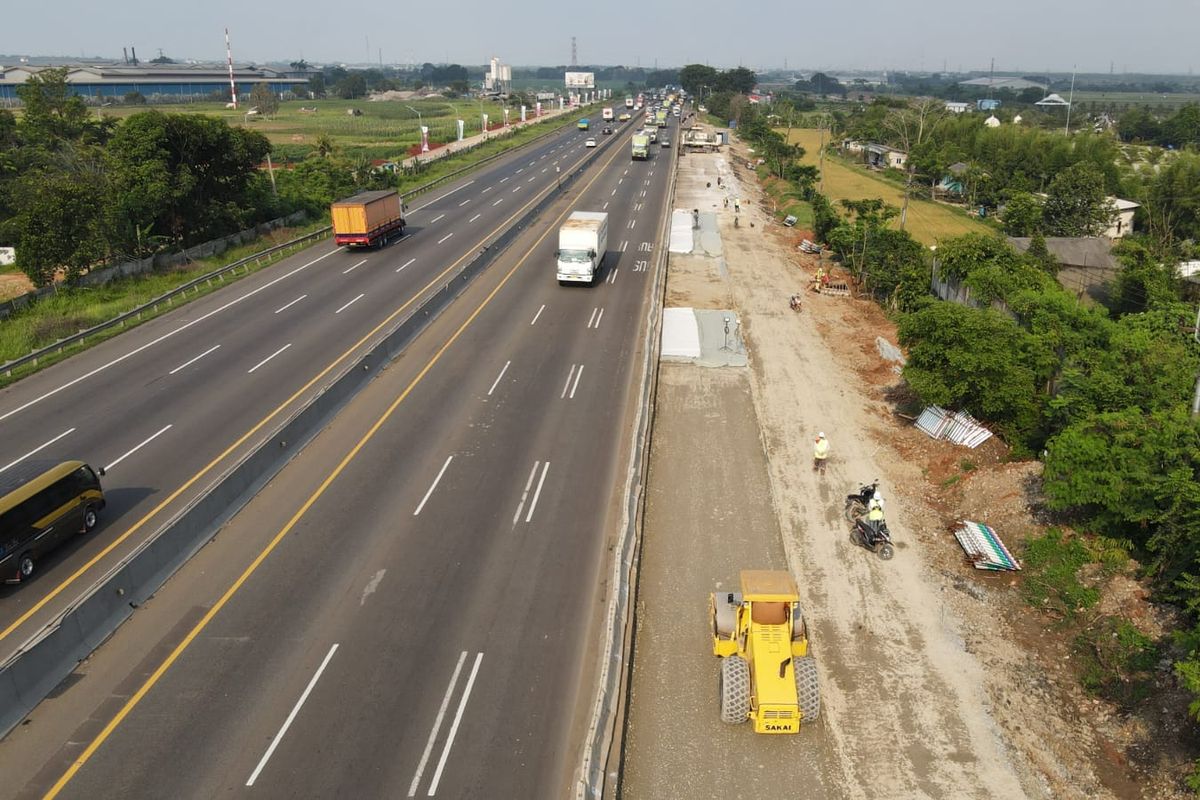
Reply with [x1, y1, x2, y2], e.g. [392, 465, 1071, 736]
[710, 570, 820, 733]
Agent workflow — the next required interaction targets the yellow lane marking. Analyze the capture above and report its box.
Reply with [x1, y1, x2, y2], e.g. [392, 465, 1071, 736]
[44, 141, 626, 799]
[1, 137, 592, 649]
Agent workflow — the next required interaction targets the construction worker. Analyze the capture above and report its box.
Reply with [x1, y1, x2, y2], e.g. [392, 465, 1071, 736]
[814, 266, 826, 293]
[812, 432, 829, 473]
[865, 492, 885, 542]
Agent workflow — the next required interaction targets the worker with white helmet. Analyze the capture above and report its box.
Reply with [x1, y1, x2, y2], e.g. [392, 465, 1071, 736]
[812, 432, 830, 474]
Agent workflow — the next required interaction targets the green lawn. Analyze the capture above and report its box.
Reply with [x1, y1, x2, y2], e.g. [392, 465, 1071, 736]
[785, 128, 991, 245]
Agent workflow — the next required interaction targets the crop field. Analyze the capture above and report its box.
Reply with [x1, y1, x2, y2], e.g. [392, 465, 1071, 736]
[97, 97, 526, 161]
[785, 128, 991, 245]
[1071, 90, 1200, 110]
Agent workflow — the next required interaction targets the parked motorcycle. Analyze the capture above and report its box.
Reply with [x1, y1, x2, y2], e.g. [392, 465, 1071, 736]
[843, 480, 895, 560]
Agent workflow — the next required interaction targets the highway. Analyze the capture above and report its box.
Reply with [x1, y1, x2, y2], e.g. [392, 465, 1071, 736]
[0, 111, 633, 658]
[0, 108, 676, 798]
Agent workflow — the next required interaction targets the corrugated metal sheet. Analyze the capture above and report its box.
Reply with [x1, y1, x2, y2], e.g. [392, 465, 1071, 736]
[915, 406, 993, 449]
[954, 520, 1021, 571]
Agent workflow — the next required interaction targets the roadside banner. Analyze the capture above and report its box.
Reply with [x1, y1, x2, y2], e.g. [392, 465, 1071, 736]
[521, 105, 527, 123]
[536, 102, 542, 117]
[503, 108, 510, 126]
[419, 125, 429, 152]
[456, 119, 464, 141]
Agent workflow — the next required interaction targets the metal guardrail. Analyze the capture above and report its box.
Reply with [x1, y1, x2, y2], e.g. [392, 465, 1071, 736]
[0, 109, 593, 380]
[0, 117, 619, 740]
[575, 131, 680, 799]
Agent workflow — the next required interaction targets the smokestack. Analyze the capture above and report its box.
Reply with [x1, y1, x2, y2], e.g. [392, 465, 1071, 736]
[131, 46, 138, 65]
[123, 47, 128, 64]
[225, 28, 238, 108]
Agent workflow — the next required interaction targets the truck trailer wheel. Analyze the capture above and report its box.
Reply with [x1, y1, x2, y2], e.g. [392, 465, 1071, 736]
[719, 656, 750, 724]
[795, 655, 821, 723]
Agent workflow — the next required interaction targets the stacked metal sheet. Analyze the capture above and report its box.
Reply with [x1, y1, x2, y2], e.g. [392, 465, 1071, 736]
[915, 406, 993, 448]
[954, 520, 1021, 571]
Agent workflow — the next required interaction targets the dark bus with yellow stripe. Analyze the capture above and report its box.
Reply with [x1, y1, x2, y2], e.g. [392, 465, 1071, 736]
[0, 460, 105, 583]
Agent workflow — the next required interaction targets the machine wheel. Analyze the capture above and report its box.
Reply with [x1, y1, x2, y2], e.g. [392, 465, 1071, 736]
[794, 655, 821, 722]
[82, 505, 99, 533]
[877, 542, 895, 561]
[718, 656, 750, 724]
[844, 500, 865, 523]
[18, 554, 34, 581]
[712, 593, 738, 637]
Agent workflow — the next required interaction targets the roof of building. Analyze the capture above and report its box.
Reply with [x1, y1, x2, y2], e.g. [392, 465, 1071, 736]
[1035, 93, 1071, 106]
[0, 63, 304, 85]
[1110, 197, 1140, 211]
[947, 162, 969, 175]
[959, 76, 1046, 91]
[1008, 236, 1119, 270]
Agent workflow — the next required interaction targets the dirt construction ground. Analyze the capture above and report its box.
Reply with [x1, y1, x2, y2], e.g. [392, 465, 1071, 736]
[618, 138, 1190, 799]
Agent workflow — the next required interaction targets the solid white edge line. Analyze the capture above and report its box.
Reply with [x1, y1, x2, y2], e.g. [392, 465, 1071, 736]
[342, 259, 368, 274]
[594, 308, 604, 329]
[486, 360, 511, 396]
[246, 643, 339, 787]
[530, 304, 545, 325]
[274, 294, 308, 314]
[414, 455, 453, 516]
[569, 364, 584, 399]
[103, 424, 173, 472]
[407, 651, 468, 797]
[247, 343, 293, 374]
[334, 294, 365, 314]
[560, 364, 576, 399]
[397, 258, 416, 273]
[0, 427, 77, 473]
[426, 652, 484, 796]
[524, 462, 550, 523]
[168, 344, 221, 375]
[0, 249, 338, 423]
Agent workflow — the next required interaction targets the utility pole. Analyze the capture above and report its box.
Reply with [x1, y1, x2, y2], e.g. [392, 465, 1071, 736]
[1192, 306, 1200, 416]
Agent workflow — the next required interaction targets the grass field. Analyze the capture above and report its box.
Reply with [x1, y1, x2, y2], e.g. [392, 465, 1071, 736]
[785, 128, 991, 245]
[1071, 90, 1200, 110]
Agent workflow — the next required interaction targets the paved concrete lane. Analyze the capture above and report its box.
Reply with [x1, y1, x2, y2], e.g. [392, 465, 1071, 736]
[0, 117, 673, 800]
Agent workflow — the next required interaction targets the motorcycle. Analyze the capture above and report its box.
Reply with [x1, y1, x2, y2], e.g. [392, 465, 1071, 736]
[843, 481, 894, 560]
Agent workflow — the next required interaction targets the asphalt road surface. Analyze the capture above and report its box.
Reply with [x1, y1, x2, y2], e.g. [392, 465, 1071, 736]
[0, 113, 638, 660]
[0, 113, 677, 799]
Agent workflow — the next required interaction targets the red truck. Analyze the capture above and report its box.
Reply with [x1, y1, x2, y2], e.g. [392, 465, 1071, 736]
[331, 189, 406, 248]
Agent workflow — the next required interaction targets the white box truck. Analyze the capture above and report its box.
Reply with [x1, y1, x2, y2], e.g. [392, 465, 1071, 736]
[556, 211, 608, 285]
[602, 107, 615, 122]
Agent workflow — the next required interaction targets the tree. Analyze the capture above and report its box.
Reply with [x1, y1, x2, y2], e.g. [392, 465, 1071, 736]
[884, 99, 947, 230]
[1025, 231, 1060, 275]
[249, 83, 279, 117]
[1002, 191, 1044, 236]
[12, 165, 109, 285]
[679, 64, 719, 97]
[717, 67, 757, 95]
[897, 301, 1040, 448]
[335, 73, 367, 99]
[1043, 162, 1116, 237]
[15, 67, 97, 145]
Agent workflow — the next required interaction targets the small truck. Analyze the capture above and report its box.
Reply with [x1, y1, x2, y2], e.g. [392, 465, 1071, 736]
[631, 133, 650, 160]
[330, 190, 406, 248]
[556, 211, 608, 285]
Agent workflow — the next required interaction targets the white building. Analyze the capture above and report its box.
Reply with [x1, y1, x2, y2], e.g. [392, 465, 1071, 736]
[945, 101, 970, 114]
[1106, 198, 1139, 239]
[484, 57, 511, 94]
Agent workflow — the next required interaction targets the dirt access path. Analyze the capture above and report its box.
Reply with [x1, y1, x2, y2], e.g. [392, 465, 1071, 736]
[619, 137, 1180, 798]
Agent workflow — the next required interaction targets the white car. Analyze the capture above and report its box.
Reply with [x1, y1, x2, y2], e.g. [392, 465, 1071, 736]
[585, 138, 597, 148]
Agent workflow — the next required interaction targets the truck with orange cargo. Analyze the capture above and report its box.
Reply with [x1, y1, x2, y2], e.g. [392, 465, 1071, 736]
[330, 189, 406, 248]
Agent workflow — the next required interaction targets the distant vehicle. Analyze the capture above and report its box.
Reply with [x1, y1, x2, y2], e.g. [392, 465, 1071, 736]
[602, 107, 614, 121]
[0, 460, 105, 583]
[331, 190, 406, 248]
[556, 211, 609, 285]
[632, 133, 650, 160]
[585, 138, 597, 147]
[619, 112, 631, 122]
[602, 126, 613, 135]
[625, 96, 634, 109]
[661, 137, 671, 147]
[578, 118, 590, 130]
[647, 127, 658, 143]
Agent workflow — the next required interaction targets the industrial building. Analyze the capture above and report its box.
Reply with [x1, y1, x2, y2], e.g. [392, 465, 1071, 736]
[0, 63, 308, 105]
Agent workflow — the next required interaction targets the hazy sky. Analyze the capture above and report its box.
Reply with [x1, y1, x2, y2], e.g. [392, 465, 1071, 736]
[3, 0, 1196, 74]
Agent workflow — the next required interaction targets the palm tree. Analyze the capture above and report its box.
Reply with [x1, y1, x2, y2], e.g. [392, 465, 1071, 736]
[314, 134, 335, 158]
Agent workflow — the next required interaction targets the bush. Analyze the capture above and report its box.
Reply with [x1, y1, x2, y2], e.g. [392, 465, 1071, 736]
[1021, 529, 1100, 618]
